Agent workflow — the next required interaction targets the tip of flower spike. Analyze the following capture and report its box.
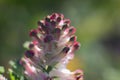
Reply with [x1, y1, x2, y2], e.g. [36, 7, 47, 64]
[38, 20, 50, 33]
[50, 13, 57, 20]
[29, 29, 38, 37]
[25, 50, 35, 58]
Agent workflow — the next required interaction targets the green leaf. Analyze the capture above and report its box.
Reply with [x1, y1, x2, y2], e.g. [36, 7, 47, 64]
[8, 69, 15, 80]
[46, 66, 53, 74]
[23, 41, 31, 49]
[9, 60, 17, 69]
[0, 66, 5, 73]
[8, 60, 28, 80]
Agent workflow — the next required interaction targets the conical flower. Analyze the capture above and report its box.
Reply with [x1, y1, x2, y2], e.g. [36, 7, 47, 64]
[20, 13, 83, 80]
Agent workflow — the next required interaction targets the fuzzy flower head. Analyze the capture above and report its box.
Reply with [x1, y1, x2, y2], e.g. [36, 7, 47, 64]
[20, 13, 83, 80]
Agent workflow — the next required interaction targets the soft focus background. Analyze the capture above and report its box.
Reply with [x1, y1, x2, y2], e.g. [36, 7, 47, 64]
[0, 0, 120, 80]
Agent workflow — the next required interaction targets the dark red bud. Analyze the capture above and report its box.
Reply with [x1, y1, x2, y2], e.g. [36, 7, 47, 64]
[75, 70, 83, 80]
[57, 17, 61, 22]
[25, 50, 35, 58]
[37, 21, 44, 27]
[50, 13, 57, 20]
[62, 24, 68, 30]
[29, 29, 38, 37]
[38, 21, 50, 33]
[69, 27, 76, 34]
[69, 36, 76, 42]
[45, 17, 50, 22]
[44, 34, 53, 43]
[29, 43, 34, 49]
[45, 21, 51, 27]
[76, 76, 82, 80]
[64, 19, 71, 24]
[38, 27, 43, 33]
[73, 42, 80, 50]
[62, 47, 70, 53]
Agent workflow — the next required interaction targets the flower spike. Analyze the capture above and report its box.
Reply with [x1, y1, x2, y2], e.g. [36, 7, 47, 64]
[20, 13, 83, 80]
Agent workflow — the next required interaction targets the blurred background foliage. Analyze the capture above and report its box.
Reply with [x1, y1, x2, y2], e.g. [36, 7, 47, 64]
[0, 0, 120, 80]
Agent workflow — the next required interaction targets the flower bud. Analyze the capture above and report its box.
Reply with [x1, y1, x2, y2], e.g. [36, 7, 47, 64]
[44, 34, 53, 43]
[29, 29, 38, 37]
[50, 13, 57, 20]
[62, 47, 70, 53]
[69, 36, 77, 42]
[62, 24, 68, 31]
[57, 17, 61, 22]
[73, 42, 80, 50]
[68, 27, 76, 35]
[25, 50, 35, 58]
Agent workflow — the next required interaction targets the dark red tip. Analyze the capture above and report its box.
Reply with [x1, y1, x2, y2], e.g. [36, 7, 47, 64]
[44, 34, 53, 43]
[62, 47, 70, 53]
[29, 43, 34, 49]
[37, 21, 44, 27]
[45, 17, 50, 22]
[25, 50, 35, 58]
[38, 21, 50, 33]
[73, 42, 80, 50]
[69, 36, 77, 42]
[29, 29, 38, 37]
[38, 27, 43, 33]
[62, 24, 68, 30]
[76, 76, 82, 80]
[69, 27, 76, 34]
[64, 19, 71, 24]
[57, 17, 61, 22]
[50, 13, 57, 20]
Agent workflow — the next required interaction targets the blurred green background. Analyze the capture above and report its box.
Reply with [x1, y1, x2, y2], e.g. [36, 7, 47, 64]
[0, 0, 120, 80]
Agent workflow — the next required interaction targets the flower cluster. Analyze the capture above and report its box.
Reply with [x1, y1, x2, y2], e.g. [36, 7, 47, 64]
[20, 13, 83, 80]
